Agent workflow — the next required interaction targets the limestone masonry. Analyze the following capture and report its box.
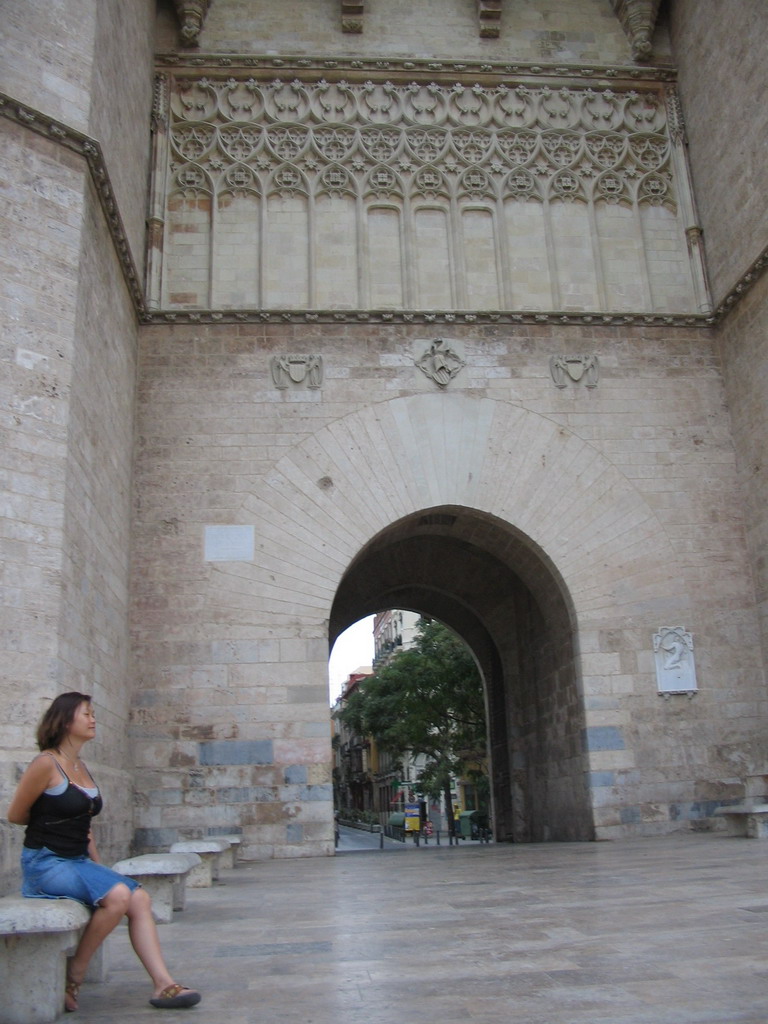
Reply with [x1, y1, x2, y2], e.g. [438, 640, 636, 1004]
[1, 0, 767, 890]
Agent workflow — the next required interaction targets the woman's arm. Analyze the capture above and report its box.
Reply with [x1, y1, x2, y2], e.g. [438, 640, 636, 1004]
[6, 755, 54, 826]
[87, 831, 100, 863]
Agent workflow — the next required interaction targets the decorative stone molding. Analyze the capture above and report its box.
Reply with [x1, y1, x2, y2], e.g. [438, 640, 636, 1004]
[0, 93, 146, 316]
[477, 0, 502, 39]
[341, 0, 364, 34]
[415, 339, 466, 387]
[139, 308, 712, 327]
[270, 355, 323, 389]
[550, 355, 599, 388]
[151, 73, 170, 134]
[714, 243, 768, 321]
[665, 83, 686, 145]
[172, 0, 211, 48]
[610, 0, 663, 62]
[155, 52, 676, 84]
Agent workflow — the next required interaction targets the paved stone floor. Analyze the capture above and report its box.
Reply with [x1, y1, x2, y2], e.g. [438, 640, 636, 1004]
[72, 832, 768, 1024]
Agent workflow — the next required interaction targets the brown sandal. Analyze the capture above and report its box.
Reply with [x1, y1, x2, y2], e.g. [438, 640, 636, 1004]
[149, 983, 201, 1009]
[149, 983, 201, 1007]
[64, 978, 80, 1013]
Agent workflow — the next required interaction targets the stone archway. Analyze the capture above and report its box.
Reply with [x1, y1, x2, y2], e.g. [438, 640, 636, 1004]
[204, 391, 687, 850]
[330, 506, 592, 843]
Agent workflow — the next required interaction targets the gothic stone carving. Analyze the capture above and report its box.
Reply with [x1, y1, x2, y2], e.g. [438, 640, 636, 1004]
[610, 0, 663, 62]
[271, 355, 323, 389]
[653, 626, 697, 695]
[550, 355, 599, 388]
[166, 77, 673, 208]
[157, 74, 687, 313]
[416, 339, 466, 388]
[172, 0, 211, 47]
[341, 0, 364, 33]
[7, 90, 759, 329]
[477, 0, 502, 39]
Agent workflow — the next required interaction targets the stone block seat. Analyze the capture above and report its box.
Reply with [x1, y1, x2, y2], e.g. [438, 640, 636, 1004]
[714, 803, 768, 838]
[168, 839, 231, 887]
[0, 895, 106, 1024]
[213, 834, 242, 869]
[112, 853, 201, 923]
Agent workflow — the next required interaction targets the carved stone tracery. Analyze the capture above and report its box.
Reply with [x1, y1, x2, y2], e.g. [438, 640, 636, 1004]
[165, 77, 674, 206]
[151, 72, 711, 314]
[5, 89, 762, 327]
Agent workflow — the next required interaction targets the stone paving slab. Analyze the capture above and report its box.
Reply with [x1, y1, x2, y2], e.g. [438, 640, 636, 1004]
[69, 834, 768, 1024]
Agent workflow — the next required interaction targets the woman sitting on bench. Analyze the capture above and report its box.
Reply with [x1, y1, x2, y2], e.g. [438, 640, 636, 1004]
[7, 691, 201, 1013]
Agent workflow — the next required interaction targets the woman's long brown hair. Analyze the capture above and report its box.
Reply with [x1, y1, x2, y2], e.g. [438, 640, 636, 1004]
[36, 692, 92, 751]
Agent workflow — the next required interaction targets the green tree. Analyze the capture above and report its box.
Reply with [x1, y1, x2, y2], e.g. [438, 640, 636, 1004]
[340, 617, 487, 835]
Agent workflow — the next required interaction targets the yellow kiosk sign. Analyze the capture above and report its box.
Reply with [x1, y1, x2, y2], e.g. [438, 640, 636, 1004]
[404, 804, 421, 831]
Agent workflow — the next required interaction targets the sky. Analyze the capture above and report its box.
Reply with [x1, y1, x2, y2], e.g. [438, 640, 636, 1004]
[327, 614, 375, 705]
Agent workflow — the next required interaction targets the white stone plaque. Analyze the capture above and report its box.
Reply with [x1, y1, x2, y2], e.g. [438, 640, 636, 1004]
[653, 626, 697, 695]
[204, 525, 255, 562]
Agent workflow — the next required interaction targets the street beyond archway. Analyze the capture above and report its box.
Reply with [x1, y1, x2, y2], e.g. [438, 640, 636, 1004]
[75, 833, 768, 1023]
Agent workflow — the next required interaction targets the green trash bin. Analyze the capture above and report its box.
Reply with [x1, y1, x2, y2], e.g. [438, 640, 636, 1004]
[458, 811, 477, 838]
[388, 812, 406, 828]
[458, 810, 489, 839]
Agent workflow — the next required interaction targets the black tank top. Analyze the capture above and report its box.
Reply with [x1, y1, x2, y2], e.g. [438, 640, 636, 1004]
[24, 758, 103, 858]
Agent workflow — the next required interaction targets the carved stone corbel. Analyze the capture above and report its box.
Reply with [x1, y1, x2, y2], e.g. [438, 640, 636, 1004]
[172, 0, 211, 48]
[341, 0, 364, 34]
[477, 0, 502, 39]
[610, 0, 662, 62]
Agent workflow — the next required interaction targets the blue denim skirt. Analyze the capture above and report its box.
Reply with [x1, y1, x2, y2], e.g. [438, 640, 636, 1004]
[21, 846, 140, 909]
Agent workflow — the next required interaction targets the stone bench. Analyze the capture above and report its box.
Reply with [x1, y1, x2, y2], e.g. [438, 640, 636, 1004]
[714, 803, 768, 838]
[0, 896, 107, 1024]
[171, 853, 204, 911]
[112, 853, 201, 923]
[212, 834, 242, 869]
[169, 839, 231, 887]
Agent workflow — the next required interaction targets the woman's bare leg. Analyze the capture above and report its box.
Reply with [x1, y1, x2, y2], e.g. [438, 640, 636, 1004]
[66, 883, 133, 1009]
[124, 887, 178, 996]
[66, 883, 197, 1009]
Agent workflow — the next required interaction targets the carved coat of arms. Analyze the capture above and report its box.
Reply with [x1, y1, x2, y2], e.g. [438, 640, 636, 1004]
[550, 354, 599, 388]
[415, 339, 466, 388]
[271, 355, 323, 389]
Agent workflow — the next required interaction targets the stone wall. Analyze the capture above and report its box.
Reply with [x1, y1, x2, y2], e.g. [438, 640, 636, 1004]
[2, 0, 767, 880]
[90, 0, 156, 271]
[156, 0, 668, 65]
[716, 275, 768, 726]
[130, 318, 766, 852]
[670, 0, 768, 781]
[0, 121, 86, 891]
[0, 0, 98, 133]
[0, 142, 139, 882]
[670, 0, 768, 303]
[0, 0, 154, 888]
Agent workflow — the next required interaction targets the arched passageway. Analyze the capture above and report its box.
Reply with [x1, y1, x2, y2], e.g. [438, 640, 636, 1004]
[330, 506, 594, 843]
